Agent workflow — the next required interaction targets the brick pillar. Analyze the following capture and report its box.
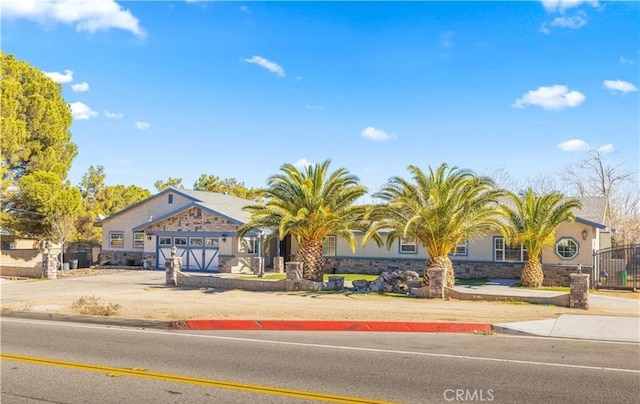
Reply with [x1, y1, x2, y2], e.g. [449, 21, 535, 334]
[165, 257, 182, 286]
[42, 253, 57, 279]
[273, 257, 284, 273]
[428, 267, 446, 299]
[570, 273, 589, 309]
[285, 262, 303, 291]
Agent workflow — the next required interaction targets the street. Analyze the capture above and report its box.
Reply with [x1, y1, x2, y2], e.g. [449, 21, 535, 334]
[1, 318, 639, 403]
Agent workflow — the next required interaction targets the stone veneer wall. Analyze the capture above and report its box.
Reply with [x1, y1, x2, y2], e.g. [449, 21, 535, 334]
[176, 272, 287, 291]
[99, 250, 144, 266]
[145, 207, 239, 233]
[324, 257, 584, 287]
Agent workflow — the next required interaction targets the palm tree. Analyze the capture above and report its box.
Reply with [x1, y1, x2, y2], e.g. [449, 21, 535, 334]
[364, 163, 506, 288]
[238, 160, 368, 282]
[501, 188, 582, 288]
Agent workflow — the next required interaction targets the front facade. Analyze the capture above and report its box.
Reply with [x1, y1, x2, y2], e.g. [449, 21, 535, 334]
[96, 188, 266, 273]
[294, 197, 612, 285]
[98, 190, 610, 284]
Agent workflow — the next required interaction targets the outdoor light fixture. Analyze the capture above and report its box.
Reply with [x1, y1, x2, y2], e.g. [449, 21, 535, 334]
[221, 235, 227, 242]
[582, 229, 588, 241]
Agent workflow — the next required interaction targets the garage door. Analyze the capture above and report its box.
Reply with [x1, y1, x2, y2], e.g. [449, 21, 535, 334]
[157, 236, 219, 271]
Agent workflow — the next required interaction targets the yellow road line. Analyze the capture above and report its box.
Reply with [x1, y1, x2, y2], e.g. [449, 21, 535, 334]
[1, 353, 397, 404]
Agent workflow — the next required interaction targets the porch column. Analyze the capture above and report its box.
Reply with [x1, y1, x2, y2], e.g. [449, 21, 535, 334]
[273, 257, 284, 273]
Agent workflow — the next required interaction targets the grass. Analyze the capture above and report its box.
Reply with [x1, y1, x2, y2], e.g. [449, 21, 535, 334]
[72, 295, 122, 316]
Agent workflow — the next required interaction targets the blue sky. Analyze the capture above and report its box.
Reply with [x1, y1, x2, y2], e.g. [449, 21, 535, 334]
[2, 0, 638, 196]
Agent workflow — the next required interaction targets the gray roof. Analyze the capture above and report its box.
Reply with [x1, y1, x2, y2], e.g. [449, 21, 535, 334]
[573, 196, 609, 226]
[175, 188, 255, 224]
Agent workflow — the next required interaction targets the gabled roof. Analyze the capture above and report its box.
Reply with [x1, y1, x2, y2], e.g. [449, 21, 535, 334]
[95, 187, 256, 227]
[573, 196, 609, 229]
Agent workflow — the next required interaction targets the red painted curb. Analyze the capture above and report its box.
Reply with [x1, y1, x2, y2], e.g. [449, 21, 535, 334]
[169, 319, 492, 333]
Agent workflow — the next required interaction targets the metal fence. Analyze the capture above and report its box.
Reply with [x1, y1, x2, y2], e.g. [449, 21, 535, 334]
[592, 244, 640, 290]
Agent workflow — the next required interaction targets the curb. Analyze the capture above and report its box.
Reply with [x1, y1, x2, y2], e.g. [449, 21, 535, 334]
[1, 311, 169, 330]
[169, 319, 493, 333]
[2, 311, 493, 334]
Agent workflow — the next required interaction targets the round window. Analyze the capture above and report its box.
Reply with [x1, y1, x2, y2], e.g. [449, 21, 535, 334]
[556, 238, 578, 259]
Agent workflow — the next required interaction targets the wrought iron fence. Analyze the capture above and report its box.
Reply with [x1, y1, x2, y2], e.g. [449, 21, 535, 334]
[593, 244, 640, 290]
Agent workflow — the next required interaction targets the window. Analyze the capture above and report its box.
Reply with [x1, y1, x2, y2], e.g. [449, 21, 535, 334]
[159, 237, 172, 246]
[110, 232, 124, 248]
[190, 237, 203, 246]
[174, 237, 187, 246]
[246, 238, 259, 254]
[450, 240, 468, 256]
[134, 232, 145, 248]
[399, 237, 417, 254]
[168, 194, 173, 204]
[556, 238, 578, 259]
[205, 237, 218, 247]
[2, 241, 16, 250]
[323, 236, 336, 256]
[494, 237, 528, 262]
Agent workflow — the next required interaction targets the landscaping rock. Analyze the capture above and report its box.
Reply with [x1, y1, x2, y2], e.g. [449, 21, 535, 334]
[350, 270, 422, 294]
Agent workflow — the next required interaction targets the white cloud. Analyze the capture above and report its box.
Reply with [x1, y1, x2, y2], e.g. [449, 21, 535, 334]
[549, 14, 587, 29]
[557, 139, 590, 152]
[305, 105, 324, 110]
[513, 85, 585, 110]
[104, 111, 123, 119]
[44, 69, 73, 83]
[603, 80, 638, 93]
[240, 6, 249, 13]
[541, 0, 600, 13]
[2, 0, 145, 38]
[69, 101, 98, 120]
[440, 31, 453, 48]
[361, 126, 395, 141]
[294, 158, 311, 168]
[243, 56, 285, 77]
[619, 56, 635, 65]
[71, 81, 89, 92]
[135, 121, 151, 130]
[597, 144, 615, 154]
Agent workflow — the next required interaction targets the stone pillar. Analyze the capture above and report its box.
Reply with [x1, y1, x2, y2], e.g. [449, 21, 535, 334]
[165, 250, 182, 286]
[427, 267, 446, 299]
[327, 276, 344, 291]
[42, 253, 57, 279]
[285, 262, 303, 291]
[570, 273, 590, 309]
[273, 256, 284, 274]
[252, 257, 264, 276]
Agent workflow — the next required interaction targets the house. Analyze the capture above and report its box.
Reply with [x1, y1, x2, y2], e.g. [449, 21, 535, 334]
[97, 188, 611, 284]
[320, 196, 612, 285]
[95, 188, 270, 272]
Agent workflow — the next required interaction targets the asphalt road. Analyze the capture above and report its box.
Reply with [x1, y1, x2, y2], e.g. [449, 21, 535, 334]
[2, 318, 639, 404]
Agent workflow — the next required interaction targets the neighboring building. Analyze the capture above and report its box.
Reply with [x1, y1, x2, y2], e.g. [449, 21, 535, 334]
[97, 189, 611, 284]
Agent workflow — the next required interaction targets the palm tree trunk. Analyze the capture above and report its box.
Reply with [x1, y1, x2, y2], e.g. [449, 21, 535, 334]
[521, 257, 544, 287]
[294, 239, 324, 282]
[424, 255, 455, 288]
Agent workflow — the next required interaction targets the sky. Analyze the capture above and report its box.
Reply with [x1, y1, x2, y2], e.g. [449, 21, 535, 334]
[2, 0, 639, 197]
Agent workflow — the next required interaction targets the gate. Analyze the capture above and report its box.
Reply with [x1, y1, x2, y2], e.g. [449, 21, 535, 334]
[593, 244, 640, 290]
